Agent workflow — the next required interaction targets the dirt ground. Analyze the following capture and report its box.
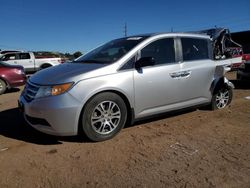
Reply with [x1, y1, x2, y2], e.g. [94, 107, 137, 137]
[0, 72, 250, 188]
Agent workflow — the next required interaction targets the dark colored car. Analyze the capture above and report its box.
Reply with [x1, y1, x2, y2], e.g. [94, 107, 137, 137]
[237, 61, 250, 80]
[0, 61, 26, 94]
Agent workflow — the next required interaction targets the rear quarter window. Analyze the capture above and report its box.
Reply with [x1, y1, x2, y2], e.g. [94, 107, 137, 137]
[19, 53, 31, 59]
[181, 38, 210, 61]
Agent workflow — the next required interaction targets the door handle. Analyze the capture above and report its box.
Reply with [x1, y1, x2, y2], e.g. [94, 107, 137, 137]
[169, 72, 182, 79]
[170, 70, 191, 79]
[180, 70, 191, 78]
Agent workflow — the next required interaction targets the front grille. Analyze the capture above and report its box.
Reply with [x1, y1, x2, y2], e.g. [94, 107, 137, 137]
[23, 81, 39, 102]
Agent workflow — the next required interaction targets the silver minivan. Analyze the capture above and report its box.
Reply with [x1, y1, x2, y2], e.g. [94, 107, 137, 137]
[19, 32, 234, 141]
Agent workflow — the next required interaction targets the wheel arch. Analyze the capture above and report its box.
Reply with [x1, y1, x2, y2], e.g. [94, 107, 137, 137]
[77, 89, 134, 135]
[0, 76, 10, 88]
[40, 63, 52, 69]
[210, 77, 233, 95]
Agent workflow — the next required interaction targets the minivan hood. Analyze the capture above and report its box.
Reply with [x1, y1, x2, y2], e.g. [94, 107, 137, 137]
[29, 63, 107, 85]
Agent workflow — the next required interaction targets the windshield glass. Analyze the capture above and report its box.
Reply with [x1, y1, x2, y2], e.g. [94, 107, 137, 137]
[75, 36, 149, 64]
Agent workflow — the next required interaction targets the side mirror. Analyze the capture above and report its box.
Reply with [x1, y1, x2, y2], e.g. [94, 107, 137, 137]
[135, 57, 155, 69]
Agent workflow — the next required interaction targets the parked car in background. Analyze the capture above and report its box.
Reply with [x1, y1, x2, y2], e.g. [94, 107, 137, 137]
[0, 61, 26, 94]
[237, 60, 250, 80]
[19, 31, 234, 142]
[242, 54, 250, 63]
[227, 47, 243, 70]
[0, 52, 63, 73]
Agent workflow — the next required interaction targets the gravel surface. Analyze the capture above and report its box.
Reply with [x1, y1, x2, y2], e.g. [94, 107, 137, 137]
[0, 72, 250, 188]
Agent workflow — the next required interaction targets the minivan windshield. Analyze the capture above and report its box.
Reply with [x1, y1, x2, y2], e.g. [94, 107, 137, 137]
[74, 36, 149, 64]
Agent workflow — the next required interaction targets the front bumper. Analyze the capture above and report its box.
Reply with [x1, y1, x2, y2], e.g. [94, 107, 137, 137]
[18, 92, 82, 136]
[9, 74, 26, 88]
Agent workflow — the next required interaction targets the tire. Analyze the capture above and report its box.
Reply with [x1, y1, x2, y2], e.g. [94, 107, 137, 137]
[41, 64, 52, 69]
[211, 86, 233, 110]
[0, 79, 7, 95]
[81, 92, 127, 142]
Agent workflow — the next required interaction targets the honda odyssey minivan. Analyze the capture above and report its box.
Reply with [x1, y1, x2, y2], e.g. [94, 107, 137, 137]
[19, 32, 234, 141]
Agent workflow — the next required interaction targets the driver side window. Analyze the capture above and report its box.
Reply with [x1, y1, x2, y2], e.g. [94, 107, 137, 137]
[140, 38, 175, 65]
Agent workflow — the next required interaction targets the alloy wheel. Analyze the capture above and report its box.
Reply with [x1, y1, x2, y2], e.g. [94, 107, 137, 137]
[91, 101, 121, 135]
[215, 89, 230, 109]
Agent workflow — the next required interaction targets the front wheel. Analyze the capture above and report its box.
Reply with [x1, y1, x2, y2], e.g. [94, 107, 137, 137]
[211, 87, 233, 110]
[81, 92, 127, 142]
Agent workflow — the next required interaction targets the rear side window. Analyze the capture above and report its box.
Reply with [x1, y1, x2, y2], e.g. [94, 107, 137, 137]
[140, 38, 175, 65]
[19, 53, 31, 59]
[181, 38, 209, 61]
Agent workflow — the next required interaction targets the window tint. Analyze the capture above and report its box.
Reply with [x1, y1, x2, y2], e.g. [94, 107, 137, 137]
[19, 53, 31, 59]
[1, 54, 16, 61]
[181, 38, 209, 61]
[76, 36, 149, 64]
[140, 38, 175, 65]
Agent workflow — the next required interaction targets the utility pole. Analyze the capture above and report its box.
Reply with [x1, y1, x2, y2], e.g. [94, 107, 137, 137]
[124, 23, 127, 37]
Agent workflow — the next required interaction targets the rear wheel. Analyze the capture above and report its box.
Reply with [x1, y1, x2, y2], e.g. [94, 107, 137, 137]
[0, 79, 7, 95]
[41, 64, 52, 69]
[211, 86, 232, 110]
[81, 92, 127, 142]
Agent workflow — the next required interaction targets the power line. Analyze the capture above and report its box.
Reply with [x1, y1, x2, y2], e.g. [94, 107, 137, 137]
[124, 23, 127, 37]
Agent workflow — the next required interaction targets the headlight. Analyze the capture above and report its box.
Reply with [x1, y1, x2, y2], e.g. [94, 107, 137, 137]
[14, 68, 23, 74]
[35, 82, 74, 98]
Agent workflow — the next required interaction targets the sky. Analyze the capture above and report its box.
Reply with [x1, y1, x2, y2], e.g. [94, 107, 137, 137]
[0, 0, 249, 53]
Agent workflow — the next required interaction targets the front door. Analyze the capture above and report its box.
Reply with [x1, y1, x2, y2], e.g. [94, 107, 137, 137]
[133, 37, 183, 118]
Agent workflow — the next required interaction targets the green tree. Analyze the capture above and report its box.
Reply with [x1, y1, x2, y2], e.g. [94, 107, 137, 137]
[73, 51, 83, 59]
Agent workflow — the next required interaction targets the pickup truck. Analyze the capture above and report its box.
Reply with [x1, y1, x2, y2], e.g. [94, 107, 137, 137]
[0, 52, 62, 73]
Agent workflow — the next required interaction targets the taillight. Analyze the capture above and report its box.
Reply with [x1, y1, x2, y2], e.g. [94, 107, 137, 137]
[243, 54, 250, 61]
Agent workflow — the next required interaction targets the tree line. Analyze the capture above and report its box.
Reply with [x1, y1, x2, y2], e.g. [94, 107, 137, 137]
[34, 51, 83, 60]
